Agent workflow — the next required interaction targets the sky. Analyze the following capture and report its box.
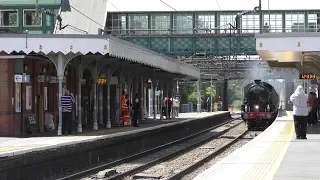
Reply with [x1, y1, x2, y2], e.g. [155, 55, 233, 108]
[106, 0, 320, 12]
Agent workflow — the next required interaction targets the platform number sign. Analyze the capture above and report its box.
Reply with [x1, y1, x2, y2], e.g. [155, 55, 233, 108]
[299, 74, 317, 80]
[96, 77, 107, 85]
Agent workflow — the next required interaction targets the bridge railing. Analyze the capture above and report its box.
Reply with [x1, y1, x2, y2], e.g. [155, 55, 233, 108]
[107, 27, 320, 36]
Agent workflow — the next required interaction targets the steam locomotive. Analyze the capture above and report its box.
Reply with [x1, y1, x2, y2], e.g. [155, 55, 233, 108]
[241, 80, 279, 130]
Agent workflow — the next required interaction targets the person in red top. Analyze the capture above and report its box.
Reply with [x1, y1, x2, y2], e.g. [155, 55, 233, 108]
[167, 97, 173, 119]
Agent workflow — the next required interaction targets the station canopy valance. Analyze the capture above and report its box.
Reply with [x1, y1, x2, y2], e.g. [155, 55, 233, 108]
[0, 34, 200, 78]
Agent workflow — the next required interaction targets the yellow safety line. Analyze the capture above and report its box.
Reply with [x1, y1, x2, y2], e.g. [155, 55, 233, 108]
[263, 118, 294, 180]
[240, 112, 294, 180]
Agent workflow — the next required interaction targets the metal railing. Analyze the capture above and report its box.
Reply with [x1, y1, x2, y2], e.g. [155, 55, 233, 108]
[106, 27, 320, 37]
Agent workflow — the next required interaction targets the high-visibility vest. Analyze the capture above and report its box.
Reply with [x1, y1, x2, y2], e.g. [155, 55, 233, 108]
[121, 96, 128, 111]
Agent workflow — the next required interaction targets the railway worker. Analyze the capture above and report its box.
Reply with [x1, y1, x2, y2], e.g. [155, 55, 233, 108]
[121, 90, 128, 126]
[132, 93, 140, 127]
[61, 89, 75, 135]
[290, 85, 308, 139]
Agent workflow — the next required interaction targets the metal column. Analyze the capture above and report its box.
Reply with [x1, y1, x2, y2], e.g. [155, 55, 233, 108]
[106, 82, 111, 128]
[77, 63, 82, 133]
[197, 78, 201, 113]
[98, 85, 103, 124]
[57, 53, 64, 136]
[93, 68, 98, 130]
[223, 79, 228, 111]
[140, 76, 144, 120]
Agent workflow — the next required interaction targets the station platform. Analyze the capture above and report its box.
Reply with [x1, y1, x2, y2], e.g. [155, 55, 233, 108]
[0, 111, 232, 180]
[0, 112, 226, 158]
[193, 111, 320, 180]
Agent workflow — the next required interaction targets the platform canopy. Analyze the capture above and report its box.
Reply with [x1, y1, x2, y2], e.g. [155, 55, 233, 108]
[0, 34, 200, 78]
[256, 32, 320, 76]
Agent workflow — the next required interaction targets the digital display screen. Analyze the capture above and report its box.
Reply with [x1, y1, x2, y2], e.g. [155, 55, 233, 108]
[299, 74, 317, 80]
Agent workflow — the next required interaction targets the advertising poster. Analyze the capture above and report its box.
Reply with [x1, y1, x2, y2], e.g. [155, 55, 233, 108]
[15, 83, 21, 113]
[26, 85, 32, 110]
[44, 87, 48, 111]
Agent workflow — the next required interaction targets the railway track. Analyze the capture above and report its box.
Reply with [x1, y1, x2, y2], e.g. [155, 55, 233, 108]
[122, 120, 247, 180]
[74, 117, 244, 180]
[58, 115, 241, 180]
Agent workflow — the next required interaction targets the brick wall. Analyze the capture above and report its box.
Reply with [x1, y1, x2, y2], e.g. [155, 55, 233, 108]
[0, 59, 14, 136]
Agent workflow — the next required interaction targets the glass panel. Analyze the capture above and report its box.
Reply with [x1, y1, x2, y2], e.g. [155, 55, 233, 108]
[263, 13, 282, 32]
[307, 12, 320, 32]
[285, 12, 305, 32]
[46, 9, 52, 26]
[241, 14, 259, 33]
[150, 13, 170, 35]
[26, 30, 44, 34]
[128, 14, 148, 35]
[24, 10, 42, 27]
[196, 13, 215, 34]
[0, 10, 18, 27]
[219, 13, 237, 33]
[111, 14, 126, 35]
[53, 9, 59, 25]
[173, 14, 193, 34]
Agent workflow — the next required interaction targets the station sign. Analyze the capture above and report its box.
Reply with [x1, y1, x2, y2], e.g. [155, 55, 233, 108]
[14, 74, 30, 83]
[38, 75, 46, 82]
[299, 73, 317, 80]
[96, 77, 107, 85]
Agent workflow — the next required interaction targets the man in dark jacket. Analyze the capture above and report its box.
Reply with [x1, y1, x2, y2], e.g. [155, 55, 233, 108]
[132, 93, 140, 127]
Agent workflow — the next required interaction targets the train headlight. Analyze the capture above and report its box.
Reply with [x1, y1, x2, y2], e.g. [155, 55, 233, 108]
[255, 105, 259, 109]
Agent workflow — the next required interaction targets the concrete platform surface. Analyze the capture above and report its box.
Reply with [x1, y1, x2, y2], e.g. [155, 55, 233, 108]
[193, 111, 295, 180]
[0, 112, 226, 158]
[273, 122, 320, 180]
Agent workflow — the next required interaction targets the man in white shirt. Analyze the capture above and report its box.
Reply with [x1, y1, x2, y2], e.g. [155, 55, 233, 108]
[290, 85, 309, 139]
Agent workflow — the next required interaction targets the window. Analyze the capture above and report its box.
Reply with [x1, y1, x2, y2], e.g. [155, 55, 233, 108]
[307, 12, 320, 32]
[241, 14, 259, 33]
[151, 14, 170, 34]
[219, 14, 237, 33]
[285, 12, 305, 32]
[128, 14, 148, 35]
[24, 10, 42, 27]
[0, 10, 18, 27]
[196, 14, 215, 34]
[173, 14, 193, 34]
[263, 13, 282, 33]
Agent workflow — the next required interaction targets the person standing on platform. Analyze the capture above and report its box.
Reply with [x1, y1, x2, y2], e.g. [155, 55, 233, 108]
[290, 85, 309, 139]
[167, 97, 173, 119]
[162, 97, 167, 118]
[206, 97, 211, 112]
[120, 90, 126, 126]
[61, 89, 74, 135]
[132, 93, 140, 127]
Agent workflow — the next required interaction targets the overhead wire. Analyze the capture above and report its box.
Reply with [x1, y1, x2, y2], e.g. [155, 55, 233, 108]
[57, 0, 121, 34]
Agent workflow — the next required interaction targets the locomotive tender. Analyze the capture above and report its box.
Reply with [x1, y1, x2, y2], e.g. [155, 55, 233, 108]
[241, 80, 279, 130]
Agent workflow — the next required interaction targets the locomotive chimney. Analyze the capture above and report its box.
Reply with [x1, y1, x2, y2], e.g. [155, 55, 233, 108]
[254, 79, 262, 84]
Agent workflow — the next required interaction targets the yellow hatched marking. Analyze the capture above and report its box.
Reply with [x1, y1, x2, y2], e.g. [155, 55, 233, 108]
[240, 113, 294, 180]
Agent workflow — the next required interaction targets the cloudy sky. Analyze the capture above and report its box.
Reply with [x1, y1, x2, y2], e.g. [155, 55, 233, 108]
[106, 0, 320, 12]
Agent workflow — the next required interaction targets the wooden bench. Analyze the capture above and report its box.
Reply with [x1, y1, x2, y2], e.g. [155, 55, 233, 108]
[26, 116, 39, 136]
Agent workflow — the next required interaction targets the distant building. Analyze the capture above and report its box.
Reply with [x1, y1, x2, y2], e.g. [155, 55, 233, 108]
[0, 0, 60, 34]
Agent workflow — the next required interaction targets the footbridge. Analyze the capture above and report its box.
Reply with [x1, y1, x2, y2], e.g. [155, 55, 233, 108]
[106, 9, 320, 80]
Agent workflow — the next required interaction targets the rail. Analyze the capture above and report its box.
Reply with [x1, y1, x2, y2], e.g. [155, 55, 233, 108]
[58, 115, 240, 180]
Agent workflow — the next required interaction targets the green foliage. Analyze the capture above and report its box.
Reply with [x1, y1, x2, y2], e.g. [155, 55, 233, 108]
[179, 80, 245, 110]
